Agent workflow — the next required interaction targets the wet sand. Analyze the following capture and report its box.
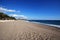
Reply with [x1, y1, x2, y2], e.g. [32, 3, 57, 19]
[0, 20, 60, 40]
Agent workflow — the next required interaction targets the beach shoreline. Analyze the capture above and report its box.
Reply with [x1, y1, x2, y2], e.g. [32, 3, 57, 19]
[27, 20, 60, 28]
[0, 20, 60, 40]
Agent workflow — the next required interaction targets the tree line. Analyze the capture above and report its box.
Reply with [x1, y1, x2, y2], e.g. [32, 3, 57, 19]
[0, 12, 16, 20]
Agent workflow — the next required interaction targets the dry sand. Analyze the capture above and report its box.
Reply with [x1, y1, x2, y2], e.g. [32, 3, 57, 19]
[0, 20, 60, 40]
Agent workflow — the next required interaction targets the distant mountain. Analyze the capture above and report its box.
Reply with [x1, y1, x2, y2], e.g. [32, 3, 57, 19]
[0, 12, 16, 20]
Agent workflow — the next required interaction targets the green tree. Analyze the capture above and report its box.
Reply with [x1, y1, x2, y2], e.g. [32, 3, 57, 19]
[0, 12, 16, 20]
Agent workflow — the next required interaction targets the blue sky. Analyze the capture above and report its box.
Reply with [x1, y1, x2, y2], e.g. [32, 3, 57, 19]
[0, 0, 60, 20]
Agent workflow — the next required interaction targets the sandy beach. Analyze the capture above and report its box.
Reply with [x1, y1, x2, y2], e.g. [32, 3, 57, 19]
[0, 20, 60, 40]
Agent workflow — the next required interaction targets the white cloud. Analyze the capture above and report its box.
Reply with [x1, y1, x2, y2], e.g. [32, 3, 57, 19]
[10, 14, 18, 17]
[0, 7, 27, 19]
[0, 7, 20, 12]
[9, 14, 28, 19]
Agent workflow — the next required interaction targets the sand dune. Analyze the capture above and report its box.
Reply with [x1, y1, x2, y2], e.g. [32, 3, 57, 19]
[0, 20, 60, 40]
[0, 20, 15, 22]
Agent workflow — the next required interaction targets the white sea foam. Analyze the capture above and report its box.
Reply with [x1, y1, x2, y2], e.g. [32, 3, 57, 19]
[28, 21, 60, 28]
[25, 21, 30, 22]
[40, 23, 60, 28]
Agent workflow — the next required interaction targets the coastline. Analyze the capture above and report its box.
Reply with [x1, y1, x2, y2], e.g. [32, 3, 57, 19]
[27, 20, 60, 28]
[0, 20, 60, 40]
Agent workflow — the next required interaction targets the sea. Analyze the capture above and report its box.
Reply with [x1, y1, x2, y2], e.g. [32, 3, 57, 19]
[28, 20, 60, 28]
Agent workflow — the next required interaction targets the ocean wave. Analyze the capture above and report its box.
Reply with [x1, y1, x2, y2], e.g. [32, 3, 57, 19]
[28, 21, 60, 28]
